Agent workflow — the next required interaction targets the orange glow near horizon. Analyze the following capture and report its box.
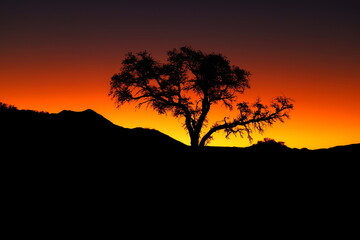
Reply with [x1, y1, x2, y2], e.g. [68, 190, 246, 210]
[1, 53, 359, 150]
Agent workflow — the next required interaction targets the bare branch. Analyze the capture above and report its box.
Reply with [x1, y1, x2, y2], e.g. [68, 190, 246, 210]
[199, 97, 293, 147]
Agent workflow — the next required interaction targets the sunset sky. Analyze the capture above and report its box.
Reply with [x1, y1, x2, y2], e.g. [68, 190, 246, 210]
[1, 0, 359, 149]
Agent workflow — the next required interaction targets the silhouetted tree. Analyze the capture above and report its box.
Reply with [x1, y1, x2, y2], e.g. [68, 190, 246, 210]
[109, 46, 294, 148]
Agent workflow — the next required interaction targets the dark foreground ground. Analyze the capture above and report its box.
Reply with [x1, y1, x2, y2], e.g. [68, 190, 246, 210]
[1, 103, 358, 189]
[1, 103, 358, 237]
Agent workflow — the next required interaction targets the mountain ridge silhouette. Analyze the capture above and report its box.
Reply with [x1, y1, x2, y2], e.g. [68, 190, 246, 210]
[0, 104, 186, 157]
[1, 103, 359, 158]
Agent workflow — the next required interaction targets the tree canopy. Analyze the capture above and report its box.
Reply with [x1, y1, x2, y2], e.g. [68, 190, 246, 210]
[110, 46, 293, 147]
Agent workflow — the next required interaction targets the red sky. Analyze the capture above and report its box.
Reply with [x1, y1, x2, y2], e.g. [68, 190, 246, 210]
[1, 0, 359, 149]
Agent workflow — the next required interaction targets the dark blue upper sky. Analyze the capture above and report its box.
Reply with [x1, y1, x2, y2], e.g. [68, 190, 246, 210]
[2, 0, 359, 51]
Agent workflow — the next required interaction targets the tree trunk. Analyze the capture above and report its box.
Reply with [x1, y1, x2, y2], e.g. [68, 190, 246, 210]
[190, 133, 200, 148]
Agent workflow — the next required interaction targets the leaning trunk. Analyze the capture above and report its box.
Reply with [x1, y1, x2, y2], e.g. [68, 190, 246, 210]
[199, 126, 219, 147]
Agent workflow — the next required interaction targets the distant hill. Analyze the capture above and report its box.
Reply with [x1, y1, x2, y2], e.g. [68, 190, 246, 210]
[0, 103, 186, 158]
[1, 102, 359, 159]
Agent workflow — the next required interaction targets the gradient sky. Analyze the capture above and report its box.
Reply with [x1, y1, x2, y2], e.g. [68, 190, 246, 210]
[1, 0, 359, 149]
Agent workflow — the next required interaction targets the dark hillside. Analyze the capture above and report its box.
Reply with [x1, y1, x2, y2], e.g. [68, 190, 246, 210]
[1, 103, 359, 160]
[1, 102, 359, 203]
[0, 103, 186, 158]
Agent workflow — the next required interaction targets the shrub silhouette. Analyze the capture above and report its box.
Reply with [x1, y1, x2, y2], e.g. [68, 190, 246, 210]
[0, 102, 17, 111]
[257, 138, 286, 146]
[109, 46, 293, 147]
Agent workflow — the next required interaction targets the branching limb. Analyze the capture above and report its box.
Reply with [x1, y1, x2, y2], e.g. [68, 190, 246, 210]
[199, 96, 294, 146]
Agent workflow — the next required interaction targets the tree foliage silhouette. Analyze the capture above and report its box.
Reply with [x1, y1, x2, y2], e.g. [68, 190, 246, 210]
[109, 46, 294, 147]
